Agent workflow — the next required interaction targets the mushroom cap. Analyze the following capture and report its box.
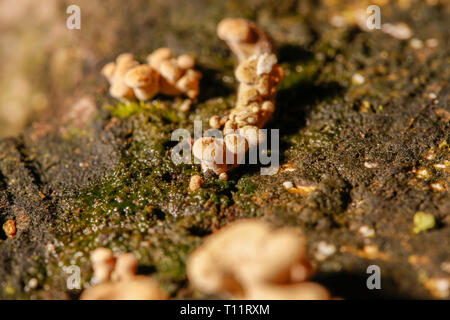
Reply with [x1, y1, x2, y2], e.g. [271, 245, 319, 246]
[80, 276, 167, 300]
[177, 54, 195, 70]
[192, 137, 225, 164]
[90, 247, 116, 283]
[101, 62, 116, 82]
[90, 247, 114, 264]
[116, 53, 135, 64]
[238, 125, 266, 148]
[209, 115, 221, 129]
[187, 219, 310, 297]
[261, 100, 275, 113]
[111, 253, 138, 281]
[147, 47, 173, 68]
[217, 18, 254, 43]
[192, 137, 214, 161]
[124, 65, 156, 88]
[189, 175, 203, 192]
[159, 59, 182, 83]
[159, 76, 183, 96]
[114, 55, 139, 78]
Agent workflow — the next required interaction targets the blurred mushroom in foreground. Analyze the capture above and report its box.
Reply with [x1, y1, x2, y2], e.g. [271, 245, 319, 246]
[81, 248, 167, 300]
[187, 219, 330, 299]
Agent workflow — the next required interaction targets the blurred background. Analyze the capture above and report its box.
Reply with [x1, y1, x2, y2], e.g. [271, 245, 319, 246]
[0, 0, 447, 137]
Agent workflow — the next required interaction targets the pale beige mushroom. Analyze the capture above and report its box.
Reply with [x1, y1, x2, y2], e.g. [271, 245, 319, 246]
[90, 247, 116, 283]
[192, 137, 229, 174]
[159, 59, 182, 84]
[177, 54, 195, 70]
[176, 69, 202, 99]
[209, 115, 221, 129]
[238, 125, 266, 149]
[80, 275, 167, 300]
[146, 47, 173, 69]
[124, 65, 160, 100]
[101, 62, 116, 83]
[101, 53, 139, 100]
[111, 253, 138, 281]
[189, 175, 203, 192]
[187, 219, 320, 299]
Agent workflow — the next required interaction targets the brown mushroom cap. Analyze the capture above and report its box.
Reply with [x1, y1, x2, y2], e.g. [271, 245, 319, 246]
[176, 69, 201, 99]
[159, 59, 182, 83]
[192, 137, 225, 164]
[111, 253, 138, 281]
[109, 81, 135, 100]
[101, 62, 116, 83]
[177, 54, 195, 70]
[90, 247, 116, 283]
[116, 53, 135, 64]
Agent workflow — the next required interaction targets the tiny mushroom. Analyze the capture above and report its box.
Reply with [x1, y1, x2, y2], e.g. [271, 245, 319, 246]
[90, 247, 116, 283]
[187, 219, 327, 299]
[82, 248, 166, 300]
[81, 275, 167, 300]
[217, 18, 273, 62]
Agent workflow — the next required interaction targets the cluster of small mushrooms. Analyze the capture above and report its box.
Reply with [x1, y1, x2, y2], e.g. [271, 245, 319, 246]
[192, 18, 284, 178]
[91, 18, 331, 300]
[102, 48, 201, 101]
[80, 248, 166, 300]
